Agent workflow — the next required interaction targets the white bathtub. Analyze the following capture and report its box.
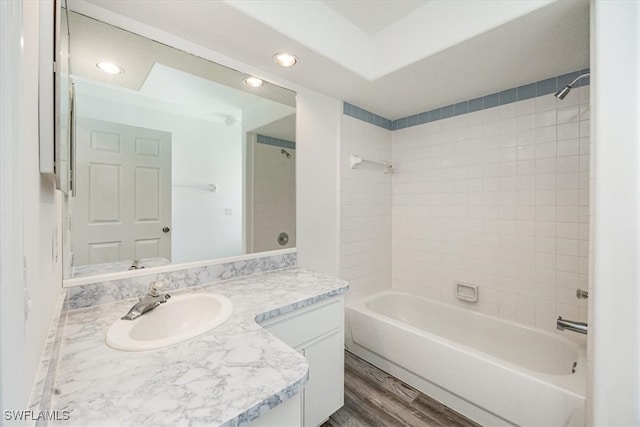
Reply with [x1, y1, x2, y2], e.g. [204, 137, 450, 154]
[346, 290, 586, 426]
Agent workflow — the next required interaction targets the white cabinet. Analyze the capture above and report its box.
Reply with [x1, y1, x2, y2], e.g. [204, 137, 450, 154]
[247, 393, 302, 427]
[261, 296, 344, 427]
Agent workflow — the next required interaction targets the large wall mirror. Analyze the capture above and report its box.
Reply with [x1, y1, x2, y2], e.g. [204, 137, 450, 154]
[63, 10, 296, 280]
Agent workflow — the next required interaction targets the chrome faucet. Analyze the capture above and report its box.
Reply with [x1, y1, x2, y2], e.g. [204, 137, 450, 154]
[557, 317, 588, 335]
[121, 282, 171, 320]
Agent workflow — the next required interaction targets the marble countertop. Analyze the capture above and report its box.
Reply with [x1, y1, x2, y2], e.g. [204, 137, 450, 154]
[50, 268, 348, 426]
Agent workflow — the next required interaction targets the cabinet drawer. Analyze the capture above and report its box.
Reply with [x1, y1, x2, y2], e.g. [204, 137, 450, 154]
[262, 297, 344, 349]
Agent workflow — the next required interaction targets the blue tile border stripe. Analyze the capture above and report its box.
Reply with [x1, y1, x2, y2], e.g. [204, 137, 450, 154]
[343, 102, 392, 130]
[344, 69, 589, 131]
[257, 134, 296, 150]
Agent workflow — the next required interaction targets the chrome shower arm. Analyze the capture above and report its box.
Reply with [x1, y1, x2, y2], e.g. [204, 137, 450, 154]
[555, 72, 590, 99]
[568, 72, 590, 88]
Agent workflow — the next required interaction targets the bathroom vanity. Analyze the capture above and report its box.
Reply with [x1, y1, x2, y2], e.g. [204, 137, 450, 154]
[43, 268, 348, 426]
[261, 296, 344, 426]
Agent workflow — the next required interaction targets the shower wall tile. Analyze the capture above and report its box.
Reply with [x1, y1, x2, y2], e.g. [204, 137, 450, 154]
[391, 86, 590, 335]
[469, 97, 484, 113]
[256, 134, 296, 150]
[339, 115, 392, 304]
[558, 71, 581, 89]
[536, 77, 558, 96]
[500, 88, 517, 105]
[517, 83, 537, 101]
[483, 93, 500, 109]
[252, 143, 296, 252]
[344, 102, 392, 130]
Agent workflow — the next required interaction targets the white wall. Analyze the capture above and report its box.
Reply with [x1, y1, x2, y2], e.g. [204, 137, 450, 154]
[22, 0, 63, 402]
[591, 1, 640, 424]
[296, 91, 342, 277]
[339, 116, 392, 303]
[391, 89, 590, 334]
[1, 0, 62, 416]
[75, 86, 243, 263]
[242, 99, 295, 135]
[0, 0, 27, 414]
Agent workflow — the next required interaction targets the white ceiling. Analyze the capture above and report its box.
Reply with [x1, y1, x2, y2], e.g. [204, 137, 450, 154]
[73, 0, 590, 120]
[322, 0, 431, 36]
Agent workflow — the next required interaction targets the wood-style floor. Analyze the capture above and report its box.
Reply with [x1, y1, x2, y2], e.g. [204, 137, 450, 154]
[322, 351, 480, 427]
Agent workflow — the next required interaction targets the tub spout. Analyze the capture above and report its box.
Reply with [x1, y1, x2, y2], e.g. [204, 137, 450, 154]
[557, 317, 588, 335]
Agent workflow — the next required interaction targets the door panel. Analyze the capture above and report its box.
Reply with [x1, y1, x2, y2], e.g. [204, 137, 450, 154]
[90, 130, 120, 152]
[134, 137, 161, 157]
[134, 238, 161, 259]
[88, 163, 121, 223]
[134, 166, 161, 221]
[88, 241, 121, 264]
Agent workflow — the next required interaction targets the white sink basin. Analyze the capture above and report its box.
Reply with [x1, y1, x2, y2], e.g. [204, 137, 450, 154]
[106, 292, 233, 351]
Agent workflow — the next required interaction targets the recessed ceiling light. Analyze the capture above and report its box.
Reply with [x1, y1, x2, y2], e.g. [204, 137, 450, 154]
[273, 53, 298, 67]
[96, 61, 124, 75]
[243, 76, 264, 88]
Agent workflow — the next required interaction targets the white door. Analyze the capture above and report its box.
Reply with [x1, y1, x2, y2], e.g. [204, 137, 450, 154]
[72, 118, 171, 266]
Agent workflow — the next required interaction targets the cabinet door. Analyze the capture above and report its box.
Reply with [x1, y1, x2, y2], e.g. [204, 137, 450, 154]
[301, 330, 344, 427]
[261, 297, 345, 427]
[247, 393, 302, 427]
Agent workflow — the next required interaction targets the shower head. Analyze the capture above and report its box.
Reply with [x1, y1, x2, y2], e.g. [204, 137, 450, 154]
[554, 72, 590, 100]
[554, 85, 573, 100]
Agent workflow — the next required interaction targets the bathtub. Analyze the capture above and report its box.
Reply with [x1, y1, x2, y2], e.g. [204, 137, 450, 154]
[346, 290, 586, 426]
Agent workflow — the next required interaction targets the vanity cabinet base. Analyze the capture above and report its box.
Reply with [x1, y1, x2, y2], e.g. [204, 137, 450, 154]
[261, 296, 345, 427]
[247, 393, 302, 427]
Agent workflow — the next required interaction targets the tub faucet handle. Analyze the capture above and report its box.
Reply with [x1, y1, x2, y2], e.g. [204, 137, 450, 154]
[576, 288, 588, 299]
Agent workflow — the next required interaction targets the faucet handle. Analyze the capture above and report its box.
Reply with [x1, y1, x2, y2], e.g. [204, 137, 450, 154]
[147, 281, 165, 296]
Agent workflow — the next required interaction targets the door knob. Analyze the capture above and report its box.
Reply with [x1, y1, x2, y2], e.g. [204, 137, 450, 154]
[162, 226, 171, 233]
[277, 232, 289, 246]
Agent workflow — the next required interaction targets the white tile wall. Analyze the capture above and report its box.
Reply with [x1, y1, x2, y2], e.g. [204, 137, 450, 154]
[339, 115, 392, 303]
[252, 143, 296, 252]
[391, 87, 590, 333]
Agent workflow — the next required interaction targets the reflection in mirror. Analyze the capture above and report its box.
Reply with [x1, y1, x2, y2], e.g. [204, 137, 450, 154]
[64, 11, 296, 280]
